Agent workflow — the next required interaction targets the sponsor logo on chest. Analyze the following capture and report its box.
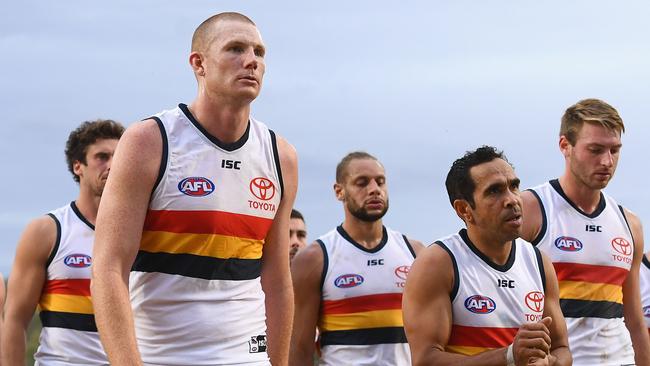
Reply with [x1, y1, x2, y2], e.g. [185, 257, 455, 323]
[64, 254, 92, 268]
[394, 265, 410, 288]
[178, 177, 215, 196]
[554, 236, 583, 252]
[464, 295, 496, 314]
[611, 237, 632, 264]
[334, 274, 364, 288]
[524, 291, 544, 321]
[248, 177, 277, 213]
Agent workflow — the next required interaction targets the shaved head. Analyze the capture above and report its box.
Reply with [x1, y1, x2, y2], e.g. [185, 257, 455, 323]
[191, 12, 257, 52]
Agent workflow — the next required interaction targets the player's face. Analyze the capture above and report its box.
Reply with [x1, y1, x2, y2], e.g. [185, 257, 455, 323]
[200, 20, 266, 103]
[468, 159, 523, 243]
[338, 159, 389, 223]
[74, 138, 118, 197]
[289, 218, 307, 261]
[563, 123, 622, 190]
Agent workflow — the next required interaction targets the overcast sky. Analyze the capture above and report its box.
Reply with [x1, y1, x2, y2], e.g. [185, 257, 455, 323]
[1, 1, 649, 275]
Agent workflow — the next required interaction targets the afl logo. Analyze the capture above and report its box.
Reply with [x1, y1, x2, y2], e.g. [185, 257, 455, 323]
[464, 295, 496, 314]
[64, 254, 92, 268]
[394, 265, 411, 281]
[525, 291, 545, 312]
[249, 177, 275, 201]
[611, 237, 632, 256]
[554, 236, 583, 252]
[178, 177, 215, 197]
[643, 305, 650, 318]
[334, 274, 364, 288]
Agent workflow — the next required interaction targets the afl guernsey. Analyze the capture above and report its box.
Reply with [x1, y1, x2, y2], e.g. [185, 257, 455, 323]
[529, 179, 635, 365]
[129, 104, 282, 365]
[317, 225, 415, 366]
[35, 202, 107, 365]
[436, 229, 545, 356]
[640, 254, 650, 333]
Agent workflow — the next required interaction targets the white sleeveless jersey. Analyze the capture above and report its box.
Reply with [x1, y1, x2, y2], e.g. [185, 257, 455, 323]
[35, 202, 108, 365]
[436, 229, 545, 356]
[317, 225, 415, 366]
[130, 104, 282, 365]
[529, 179, 635, 365]
[641, 254, 650, 332]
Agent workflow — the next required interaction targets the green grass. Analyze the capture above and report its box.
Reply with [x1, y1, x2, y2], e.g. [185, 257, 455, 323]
[25, 313, 41, 366]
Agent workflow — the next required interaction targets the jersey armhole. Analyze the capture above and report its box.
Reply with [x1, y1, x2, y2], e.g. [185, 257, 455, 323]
[150, 116, 169, 195]
[527, 189, 548, 246]
[316, 239, 329, 291]
[45, 213, 62, 268]
[269, 129, 284, 201]
[618, 205, 635, 246]
[533, 246, 546, 293]
[434, 241, 459, 301]
[402, 234, 417, 258]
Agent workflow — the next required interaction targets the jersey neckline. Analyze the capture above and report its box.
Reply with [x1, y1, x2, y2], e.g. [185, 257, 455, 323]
[70, 201, 95, 231]
[549, 179, 606, 218]
[643, 254, 650, 270]
[179, 103, 250, 152]
[336, 225, 388, 253]
[458, 228, 516, 272]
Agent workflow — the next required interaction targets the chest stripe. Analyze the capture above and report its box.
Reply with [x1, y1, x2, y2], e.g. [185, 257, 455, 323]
[140, 231, 263, 259]
[143, 209, 273, 240]
[448, 324, 518, 349]
[40, 311, 97, 332]
[320, 327, 406, 346]
[554, 262, 628, 286]
[559, 281, 623, 304]
[131, 251, 261, 280]
[43, 279, 91, 296]
[319, 309, 403, 331]
[322, 293, 402, 315]
[39, 294, 93, 314]
[445, 345, 490, 356]
[560, 299, 623, 318]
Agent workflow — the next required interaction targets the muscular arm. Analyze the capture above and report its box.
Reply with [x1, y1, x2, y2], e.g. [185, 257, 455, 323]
[91, 120, 161, 366]
[520, 190, 543, 243]
[261, 136, 297, 365]
[1, 216, 56, 366]
[289, 242, 323, 366]
[403, 245, 551, 366]
[540, 253, 571, 366]
[622, 209, 650, 365]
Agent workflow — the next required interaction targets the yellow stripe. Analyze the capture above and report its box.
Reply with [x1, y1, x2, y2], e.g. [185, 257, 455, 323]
[446, 345, 491, 355]
[39, 294, 93, 314]
[141, 231, 263, 259]
[559, 280, 623, 303]
[319, 309, 403, 331]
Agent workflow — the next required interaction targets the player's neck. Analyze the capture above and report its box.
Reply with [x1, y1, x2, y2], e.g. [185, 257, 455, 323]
[558, 174, 602, 214]
[465, 226, 512, 266]
[74, 190, 101, 226]
[341, 218, 384, 250]
[188, 97, 250, 143]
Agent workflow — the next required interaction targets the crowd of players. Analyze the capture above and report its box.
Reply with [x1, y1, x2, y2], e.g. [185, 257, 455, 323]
[1, 10, 650, 366]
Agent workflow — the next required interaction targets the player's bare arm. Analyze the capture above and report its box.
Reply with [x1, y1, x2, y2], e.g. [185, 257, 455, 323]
[2, 216, 56, 366]
[289, 241, 324, 366]
[404, 244, 551, 366]
[520, 190, 543, 243]
[622, 209, 650, 365]
[407, 238, 426, 256]
[91, 120, 161, 366]
[538, 253, 571, 366]
[260, 135, 297, 366]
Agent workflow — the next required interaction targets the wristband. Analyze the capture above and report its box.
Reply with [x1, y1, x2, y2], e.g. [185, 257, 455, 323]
[506, 343, 515, 366]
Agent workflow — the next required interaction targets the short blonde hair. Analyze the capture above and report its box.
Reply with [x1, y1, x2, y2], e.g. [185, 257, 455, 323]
[560, 98, 625, 145]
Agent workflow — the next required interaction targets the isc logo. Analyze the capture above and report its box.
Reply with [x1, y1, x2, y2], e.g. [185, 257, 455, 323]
[554, 236, 583, 252]
[64, 254, 92, 268]
[334, 274, 364, 288]
[464, 295, 496, 314]
[178, 177, 215, 197]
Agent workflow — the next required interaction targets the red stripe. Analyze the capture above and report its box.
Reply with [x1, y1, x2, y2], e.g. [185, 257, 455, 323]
[448, 324, 518, 348]
[554, 262, 628, 286]
[143, 210, 273, 240]
[322, 293, 402, 315]
[43, 279, 91, 296]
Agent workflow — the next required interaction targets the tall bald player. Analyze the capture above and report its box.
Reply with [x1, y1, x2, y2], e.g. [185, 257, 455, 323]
[2, 119, 123, 365]
[91, 12, 298, 365]
[290, 151, 423, 366]
[521, 98, 650, 365]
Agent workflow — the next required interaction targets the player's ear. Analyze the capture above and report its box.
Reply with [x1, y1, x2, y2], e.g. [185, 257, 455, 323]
[334, 183, 344, 201]
[189, 51, 205, 77]
[453, 199, 473, 224]
[559, 135, 572, 159]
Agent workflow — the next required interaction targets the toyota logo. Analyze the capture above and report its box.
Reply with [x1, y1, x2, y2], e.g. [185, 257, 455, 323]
[525, 291, 544, 312]
[394, 265, 410, 281]
[249, 177, 276, 201]
[611, 237, 632, 256]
